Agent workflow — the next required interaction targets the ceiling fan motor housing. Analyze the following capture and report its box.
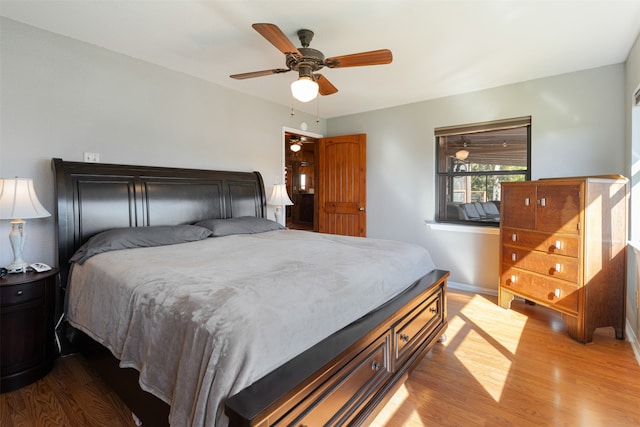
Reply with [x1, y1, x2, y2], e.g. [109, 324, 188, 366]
[287, 47, 325, 75]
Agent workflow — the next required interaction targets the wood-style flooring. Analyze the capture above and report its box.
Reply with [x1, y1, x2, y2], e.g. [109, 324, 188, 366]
[2, 289, 639, 426]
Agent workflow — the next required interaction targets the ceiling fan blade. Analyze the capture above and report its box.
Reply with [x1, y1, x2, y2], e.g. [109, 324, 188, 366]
[325, 49, 393, 68]
[230, 68, 291, 79]
[315, 74, 338, 96]
[252, 23, 301, 55]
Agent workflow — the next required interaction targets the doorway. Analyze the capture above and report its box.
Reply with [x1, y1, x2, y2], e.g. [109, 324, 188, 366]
[284, 130, 320, 231]
[282, 128, 368, 236]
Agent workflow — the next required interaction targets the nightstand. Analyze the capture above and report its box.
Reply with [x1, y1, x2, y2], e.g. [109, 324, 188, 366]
[1, 268, 58, 393]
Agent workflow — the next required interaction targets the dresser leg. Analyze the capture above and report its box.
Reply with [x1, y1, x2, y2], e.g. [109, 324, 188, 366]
[498, 289, 514, 309]
[564, 315, 591, 344]
[614, 327, 624, 340]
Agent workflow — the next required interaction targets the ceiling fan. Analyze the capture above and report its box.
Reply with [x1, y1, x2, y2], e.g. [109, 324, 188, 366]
[288, 135, 315, 152]
[230, 23, 393, 102]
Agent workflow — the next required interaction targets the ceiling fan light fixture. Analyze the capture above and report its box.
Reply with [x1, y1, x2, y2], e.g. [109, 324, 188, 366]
[291, 76, 319, 102]
[290, 142, 302, 152]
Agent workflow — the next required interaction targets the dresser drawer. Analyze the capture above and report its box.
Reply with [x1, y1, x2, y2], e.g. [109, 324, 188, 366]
[501, 266, 579, 315]
[502, 228, 579, 257]
[393, 288, 443, 368]
[275, 333, 391, 426]
[502, 247, 579, 283]
[1, 281, 44, 306]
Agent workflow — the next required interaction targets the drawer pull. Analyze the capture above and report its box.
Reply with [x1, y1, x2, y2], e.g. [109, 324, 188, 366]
[429, 307, 437, 314]
[371, 361, 381, 371]
[511, 233, 517, 242]
[510, 275, 517, 283]
[554, 288, 561, 298]
[540, 197, 547, 207]
[16, 290, 24, 296]
[524, 197, 530, 206]
[555, 263, 562, 273]
[555, 240, 562, 250]
[511, 253, 517, 261]
[399, 333, 410, 343]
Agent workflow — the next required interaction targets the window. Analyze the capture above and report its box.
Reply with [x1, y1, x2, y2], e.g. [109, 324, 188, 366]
[435, 116, 531, 225]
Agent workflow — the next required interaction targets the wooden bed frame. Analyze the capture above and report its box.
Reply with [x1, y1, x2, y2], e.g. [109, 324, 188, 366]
[52, 158, 449, 427]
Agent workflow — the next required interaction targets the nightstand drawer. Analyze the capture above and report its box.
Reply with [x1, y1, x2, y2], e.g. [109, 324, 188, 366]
[1, 281, 44, 306]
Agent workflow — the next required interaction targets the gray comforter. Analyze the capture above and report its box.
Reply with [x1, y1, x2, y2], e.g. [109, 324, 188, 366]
[66, 230, 435, 426]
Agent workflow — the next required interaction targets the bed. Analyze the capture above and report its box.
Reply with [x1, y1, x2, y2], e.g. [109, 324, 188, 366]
[52, 158, 449, 427]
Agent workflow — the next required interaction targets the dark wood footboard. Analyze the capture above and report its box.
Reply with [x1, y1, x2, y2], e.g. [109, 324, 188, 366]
[225, 269, 449, 426]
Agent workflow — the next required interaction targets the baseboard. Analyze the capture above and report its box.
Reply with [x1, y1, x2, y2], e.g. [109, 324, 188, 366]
[447, 280, 497, 296]
[626, 319, 640, 366]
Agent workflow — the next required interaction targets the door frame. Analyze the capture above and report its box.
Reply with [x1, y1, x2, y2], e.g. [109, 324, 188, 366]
[282, 126, 323, 228]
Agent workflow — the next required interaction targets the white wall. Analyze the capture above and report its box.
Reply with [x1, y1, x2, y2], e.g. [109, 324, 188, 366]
[327, 64, 626, 294]
[0, 18, 325, 267]
[625, 30, 640, 343]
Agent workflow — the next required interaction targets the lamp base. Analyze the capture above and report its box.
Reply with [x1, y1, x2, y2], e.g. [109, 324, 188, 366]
[6, 260, 28, 274]
[274, 206, 284, 225]
[7, 219, 28, 273]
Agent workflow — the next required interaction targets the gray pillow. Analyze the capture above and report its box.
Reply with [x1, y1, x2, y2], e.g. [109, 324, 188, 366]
[70, 225, 213, 264]
[195, 216, 285, 237]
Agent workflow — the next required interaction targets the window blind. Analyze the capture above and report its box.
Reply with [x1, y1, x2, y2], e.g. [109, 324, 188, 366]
[434, 116, 531, 137]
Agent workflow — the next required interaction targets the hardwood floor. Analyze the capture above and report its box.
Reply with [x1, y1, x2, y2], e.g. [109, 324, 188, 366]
[371, 290, 640, 427]
[2, 289, 639, 426]
[1, 352, 133, 426]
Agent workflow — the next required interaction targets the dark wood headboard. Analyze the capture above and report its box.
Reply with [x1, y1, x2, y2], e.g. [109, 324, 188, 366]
[52, 158, 266, 285]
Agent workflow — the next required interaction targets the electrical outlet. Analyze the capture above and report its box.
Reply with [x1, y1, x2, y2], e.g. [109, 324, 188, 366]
[83, 152, 100, 163]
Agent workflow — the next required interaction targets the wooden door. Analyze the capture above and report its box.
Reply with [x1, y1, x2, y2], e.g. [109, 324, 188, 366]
[318, 134, 366, 237]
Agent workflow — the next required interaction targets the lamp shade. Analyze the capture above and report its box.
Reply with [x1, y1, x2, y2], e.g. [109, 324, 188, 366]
[0, 178, 50, 220]
[267, 184, 293, 206]
[455, 149, 469, 161]
[291, 77, 319, 103]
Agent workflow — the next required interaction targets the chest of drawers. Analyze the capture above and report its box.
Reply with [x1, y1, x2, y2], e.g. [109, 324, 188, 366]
[498, 177, 628, 343]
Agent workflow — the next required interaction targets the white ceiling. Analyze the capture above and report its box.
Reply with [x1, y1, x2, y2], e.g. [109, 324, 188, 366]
[2, 1, 640, 118]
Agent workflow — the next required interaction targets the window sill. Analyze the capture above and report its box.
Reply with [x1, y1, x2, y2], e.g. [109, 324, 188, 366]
[425, 221, 500, 235]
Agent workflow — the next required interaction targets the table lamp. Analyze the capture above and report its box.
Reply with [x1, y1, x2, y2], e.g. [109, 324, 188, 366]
[0, 178, 50, 273]
[267, 184, 293, 224]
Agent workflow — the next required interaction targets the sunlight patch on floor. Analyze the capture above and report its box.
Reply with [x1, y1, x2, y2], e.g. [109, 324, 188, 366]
[444, 295, 530, 403]
[460, 294, 528, 354]
[453, 328, 512, 402]
[369, 383, 426, 427]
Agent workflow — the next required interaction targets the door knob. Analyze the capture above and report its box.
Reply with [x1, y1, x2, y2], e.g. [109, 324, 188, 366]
[359, 207, 365, 211]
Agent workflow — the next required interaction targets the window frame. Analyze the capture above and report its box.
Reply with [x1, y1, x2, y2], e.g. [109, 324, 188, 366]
[434, 116, 532, 226]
